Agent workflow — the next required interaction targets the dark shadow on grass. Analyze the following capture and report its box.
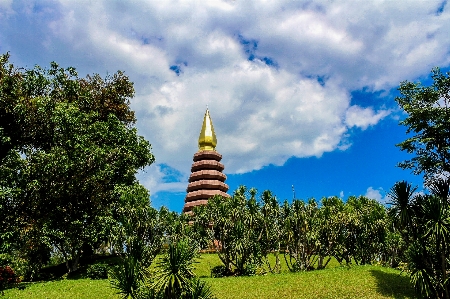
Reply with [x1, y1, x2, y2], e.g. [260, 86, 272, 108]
[369, 269, 417, 299]
[38, 254, 120, 281]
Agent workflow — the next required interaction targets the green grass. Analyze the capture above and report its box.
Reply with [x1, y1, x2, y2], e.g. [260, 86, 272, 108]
[3, 279, 117, 299]
[205, 266, 415, 299]
[3, 254, 416, 299]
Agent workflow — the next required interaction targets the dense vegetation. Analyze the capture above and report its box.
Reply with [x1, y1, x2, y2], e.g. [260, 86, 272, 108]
[0, 52, 155, 278]
[1, 54, 449, 298]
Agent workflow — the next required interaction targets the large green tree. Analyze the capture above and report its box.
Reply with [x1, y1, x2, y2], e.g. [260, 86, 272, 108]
[396, 68, 450, 179]
[0, 53, 154, 274]
[393, 68, 450, 298]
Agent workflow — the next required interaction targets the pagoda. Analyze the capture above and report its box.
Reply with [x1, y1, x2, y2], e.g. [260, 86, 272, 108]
[183, 109, 230, 213]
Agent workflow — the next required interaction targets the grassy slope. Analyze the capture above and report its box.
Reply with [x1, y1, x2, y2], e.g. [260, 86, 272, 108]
[3, 254, 416, 299]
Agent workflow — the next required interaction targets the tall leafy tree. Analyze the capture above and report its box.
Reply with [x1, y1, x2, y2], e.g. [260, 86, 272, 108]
[395, 68, 450, 180]
[345, 196, 387, 265]
[393, 68, 450, 298]
[260, 190, 282, 273]
[316, 196, 347, 269]
[0, 53, 154, 274]
[281, 198, 320, 271]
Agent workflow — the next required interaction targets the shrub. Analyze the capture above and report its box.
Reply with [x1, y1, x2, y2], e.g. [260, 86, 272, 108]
[109, 257, 146, 299]
[243, 263, 257, 276]
[0, 265, 20, 294]
[210, 265, 227, 278]
[86, 263, 109, 280]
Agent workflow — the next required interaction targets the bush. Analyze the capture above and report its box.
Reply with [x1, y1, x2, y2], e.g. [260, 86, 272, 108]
[86, 263, 109, 280]
[210, 265, 227, 278]
[0, 265, 20, 294]
[243, 263, 257, 276]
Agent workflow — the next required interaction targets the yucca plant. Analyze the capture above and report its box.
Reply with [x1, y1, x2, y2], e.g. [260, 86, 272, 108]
[184, 278, 216, 299]
[389, 179, 450, 299]
[109, 256, 147, 299]
[152, 238, 196, 299]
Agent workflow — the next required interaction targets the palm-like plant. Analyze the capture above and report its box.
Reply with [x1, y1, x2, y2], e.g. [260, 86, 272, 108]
[109, 256, 147, 299]
[389, 179, 450, 299]
[153, 239, 197, 299]
[260, 190, 282, 273]
[387, 180, 417, 231]
[195, 186, 264, 276]
[184, 278, 216, 299]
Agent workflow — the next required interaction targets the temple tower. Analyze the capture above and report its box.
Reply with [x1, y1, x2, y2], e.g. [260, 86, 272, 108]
[183, 109, 230, 213]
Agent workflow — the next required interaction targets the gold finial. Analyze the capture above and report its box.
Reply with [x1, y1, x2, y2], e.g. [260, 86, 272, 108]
[198, 108, 217, 151]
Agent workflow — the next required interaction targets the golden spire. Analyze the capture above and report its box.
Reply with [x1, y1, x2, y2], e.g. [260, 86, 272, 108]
[198, 108, 217, 151]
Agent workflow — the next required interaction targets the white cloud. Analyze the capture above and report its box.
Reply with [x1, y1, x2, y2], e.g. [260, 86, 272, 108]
[345, 106, 391, 130]
[135, 60, 351, 173]
[365, 187, 385, 203]
[1, 0, 450, 194]
[137, 164, 188, 196]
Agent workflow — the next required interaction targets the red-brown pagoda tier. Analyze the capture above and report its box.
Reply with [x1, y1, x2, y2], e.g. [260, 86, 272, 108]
[183, 109, 230, 213]
[183, 150, 230, 213]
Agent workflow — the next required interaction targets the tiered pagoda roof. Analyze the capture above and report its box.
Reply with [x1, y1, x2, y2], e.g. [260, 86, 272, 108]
[183, 109, 230, 213]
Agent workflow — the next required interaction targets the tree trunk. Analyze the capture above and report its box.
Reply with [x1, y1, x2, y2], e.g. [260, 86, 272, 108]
[441, 251, 448, 299]
[318, 255, 324, 270]
[66, 251, 81, 273]
[390, 249, 396, 268]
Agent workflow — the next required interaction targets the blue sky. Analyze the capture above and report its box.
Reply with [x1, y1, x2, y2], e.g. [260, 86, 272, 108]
[1, 0, 449, 212]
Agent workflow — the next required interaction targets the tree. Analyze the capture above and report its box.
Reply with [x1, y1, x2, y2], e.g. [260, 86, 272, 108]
[0, 53, 154, 274]
[111, 184, 165, 268]
[345, 196, 387, 265]
[388, 179, 450, 299]
[260, 190, 282, 273]
[394, 68, 450, 298]
[316, 196, 346, 269]
[281, 198, 320, 271]
[195, 186, 263, 276]
[395, 68, 450, 180]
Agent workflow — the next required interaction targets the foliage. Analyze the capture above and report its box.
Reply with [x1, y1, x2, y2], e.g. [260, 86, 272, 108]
[391, 68, 450, 298]
[316, 196, 347, 268]
[0, 53, 154, 275]
[194, 186, 389, 275]
[281, 198, 319, 271]
[395, 67, 450, 179]
[0, 265, 20, 294]
[195, 186, 264, 276]
[388, 178, 450, 299]
[152, 239, 198, 298]
[111, 184, 164, 268]
[259, 190, 283, 273]
[109, 256, 147, 299]
[210, 265, 227, 278]
[184, 278, 216, 299]
[86, 263, 109, 280]
[109, 236, 216, 299]
[346, 196, 387, 265]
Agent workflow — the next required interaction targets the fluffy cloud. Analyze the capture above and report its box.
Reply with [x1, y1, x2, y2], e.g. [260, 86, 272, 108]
[1, 0, 449, 194]
[365, 187, 385, 204]
[138, 164, 188, 195]
[345, 106, 390, 130]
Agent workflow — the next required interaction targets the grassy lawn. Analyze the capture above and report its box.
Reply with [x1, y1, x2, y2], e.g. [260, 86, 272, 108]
[205, 266, 415, 299]
[3, 254, 416, 299]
